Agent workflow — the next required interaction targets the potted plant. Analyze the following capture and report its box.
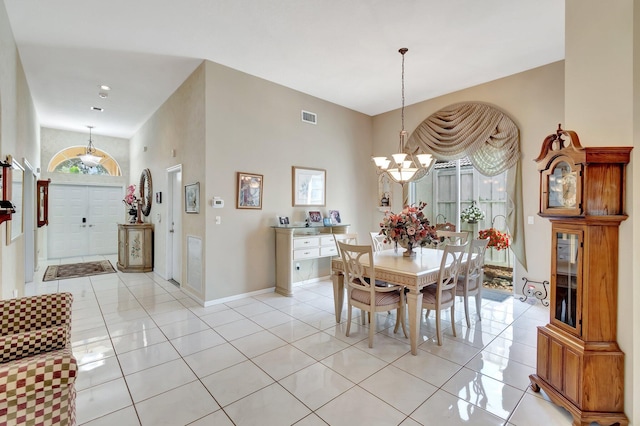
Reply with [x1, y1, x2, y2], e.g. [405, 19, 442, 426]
[460, 201, 485, 224]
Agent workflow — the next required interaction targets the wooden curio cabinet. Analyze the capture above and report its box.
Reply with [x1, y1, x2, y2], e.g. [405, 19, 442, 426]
[531, 125, 631, 426]
[37, 179, 51, 227]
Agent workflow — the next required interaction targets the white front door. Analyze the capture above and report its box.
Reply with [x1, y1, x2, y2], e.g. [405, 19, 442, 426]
[88, 187, 121, 254]
[48, 184, 122, 259]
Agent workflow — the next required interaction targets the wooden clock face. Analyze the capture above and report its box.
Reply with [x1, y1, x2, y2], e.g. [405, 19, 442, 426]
[548, 161, 577, 209]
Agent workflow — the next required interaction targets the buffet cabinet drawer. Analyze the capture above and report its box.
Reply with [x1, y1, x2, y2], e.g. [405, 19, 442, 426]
[293, 237, 320, 249]
[321, 246, 339, 256]
[293, 248, 320, 260]
[320, 236, 336, 246]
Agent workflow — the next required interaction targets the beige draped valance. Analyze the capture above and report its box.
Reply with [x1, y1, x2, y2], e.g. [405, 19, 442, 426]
[406, 102, 527, 269]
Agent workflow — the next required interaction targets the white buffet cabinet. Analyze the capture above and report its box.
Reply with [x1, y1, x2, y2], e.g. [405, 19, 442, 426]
[274, 225, 350, 296]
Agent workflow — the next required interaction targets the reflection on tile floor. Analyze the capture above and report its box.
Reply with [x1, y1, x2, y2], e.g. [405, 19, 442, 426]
[26, 255, 578, 425]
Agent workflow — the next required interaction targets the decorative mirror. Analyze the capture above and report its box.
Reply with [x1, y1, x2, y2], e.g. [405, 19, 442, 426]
[139, 168, 152, 216]
[37, 179, 51, 227]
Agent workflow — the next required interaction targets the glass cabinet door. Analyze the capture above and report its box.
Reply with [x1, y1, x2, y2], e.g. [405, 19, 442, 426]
[540, 156, 583, 217]
[552, 228, 582, 334]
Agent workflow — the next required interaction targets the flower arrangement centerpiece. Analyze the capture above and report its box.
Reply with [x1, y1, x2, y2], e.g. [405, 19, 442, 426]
[379, 202, 437, 257]
[460, 201, 485, 224]
[478, 227, 510, 251]
[123, 184, 138, 223]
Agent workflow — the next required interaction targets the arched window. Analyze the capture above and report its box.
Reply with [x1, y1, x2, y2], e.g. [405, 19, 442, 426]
[47, 146, 122, 176]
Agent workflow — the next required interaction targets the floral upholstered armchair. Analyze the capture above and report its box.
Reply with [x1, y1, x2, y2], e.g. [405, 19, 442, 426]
[0, 293, 77, 426]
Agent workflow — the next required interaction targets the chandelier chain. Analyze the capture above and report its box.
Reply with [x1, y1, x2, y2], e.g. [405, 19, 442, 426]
[401, 48, 405, 133]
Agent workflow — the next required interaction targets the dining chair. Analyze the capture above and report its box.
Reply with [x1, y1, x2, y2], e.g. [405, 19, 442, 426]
[456, 238, 489, 327]
[370, 232, 386, 252]
[333, 233, 358, 256]
[338, 242, 407, 348]
[435, 230, 469, 248]
[422, 241, 468, 345]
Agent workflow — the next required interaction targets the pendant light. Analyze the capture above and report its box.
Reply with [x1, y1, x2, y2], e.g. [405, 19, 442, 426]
[78, 125, 103, 167]
[372, 48, 434, 185]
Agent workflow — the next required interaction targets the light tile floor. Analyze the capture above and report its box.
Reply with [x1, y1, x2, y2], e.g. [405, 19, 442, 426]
[26, 254, 581, 426]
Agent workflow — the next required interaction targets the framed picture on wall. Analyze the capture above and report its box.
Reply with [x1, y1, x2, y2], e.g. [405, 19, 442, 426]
[185, 182, 200, 213]
[237, 172, 263, 209]
[292, 166, 326, 206]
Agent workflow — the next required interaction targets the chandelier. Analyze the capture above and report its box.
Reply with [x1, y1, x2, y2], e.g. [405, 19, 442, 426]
[372, 48, 434, 185]
[78, 125, 103, 167]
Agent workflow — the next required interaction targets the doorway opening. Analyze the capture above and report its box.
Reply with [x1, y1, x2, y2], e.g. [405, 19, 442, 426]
[166, 164, 182, 285]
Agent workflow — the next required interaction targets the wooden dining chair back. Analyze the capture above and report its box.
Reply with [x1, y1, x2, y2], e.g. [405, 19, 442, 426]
[370, 232, 386, 252]
[436, 230, 469, 246]
[333, 233, 358, 256]
[456, 238, 489, 327]
[338, 242, 407, 348]
[422, 241, 468, 345]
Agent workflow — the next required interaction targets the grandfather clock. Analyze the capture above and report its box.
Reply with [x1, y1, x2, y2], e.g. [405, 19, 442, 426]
[531, 125, 631, 426]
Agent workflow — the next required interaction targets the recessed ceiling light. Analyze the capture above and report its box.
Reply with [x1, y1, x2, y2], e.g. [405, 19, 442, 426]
[98, 92, 108, 99]
[99, 85, 111, 91]
[91, 106, 104, 112]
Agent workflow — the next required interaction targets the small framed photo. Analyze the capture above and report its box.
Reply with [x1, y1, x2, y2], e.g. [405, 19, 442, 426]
[185, 182, 200, 213]
[277, 216, 290, 226]
[323, 217, 332, 226]
[237, 172, 263, 209]
[306, 210, 323, 226]
[328, 210, 341, 224]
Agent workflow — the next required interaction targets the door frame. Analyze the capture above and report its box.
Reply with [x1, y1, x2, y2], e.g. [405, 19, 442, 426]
[23, 159, 36, 282]
[166, 164, 182, 284]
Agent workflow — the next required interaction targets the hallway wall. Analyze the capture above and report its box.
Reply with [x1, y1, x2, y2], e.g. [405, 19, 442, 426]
[0, 3, 39, 298]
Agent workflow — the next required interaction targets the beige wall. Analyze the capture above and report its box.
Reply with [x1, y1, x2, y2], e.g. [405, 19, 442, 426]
[372, 61, 565, 289]
[565, 0, 636, 419]
[129, 60, 374, 303]
[203, 60, 374, 301]
[0, 3, 39, 299]
[129, 62, 206, 299]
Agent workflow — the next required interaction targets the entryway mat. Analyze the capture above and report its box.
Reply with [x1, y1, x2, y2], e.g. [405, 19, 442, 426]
[482, 289, 512, 303]
[43, 260, 116, 281]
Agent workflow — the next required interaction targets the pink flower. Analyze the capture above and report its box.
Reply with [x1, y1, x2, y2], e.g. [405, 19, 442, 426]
[379, 202, 437, 248]
[123, 184, 138, 207]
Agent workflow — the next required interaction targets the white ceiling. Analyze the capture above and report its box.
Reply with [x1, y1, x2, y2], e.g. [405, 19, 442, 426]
[3, 0, 564, 139]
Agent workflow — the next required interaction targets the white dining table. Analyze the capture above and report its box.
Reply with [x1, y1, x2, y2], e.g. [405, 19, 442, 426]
[331, 247, 457, 355]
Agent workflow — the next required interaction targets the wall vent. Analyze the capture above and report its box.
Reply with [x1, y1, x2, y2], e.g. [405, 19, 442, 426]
[301, 110, 317, 125]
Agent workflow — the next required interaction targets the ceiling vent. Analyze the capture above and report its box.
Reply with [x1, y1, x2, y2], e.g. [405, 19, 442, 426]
[301, 110, 317, 125]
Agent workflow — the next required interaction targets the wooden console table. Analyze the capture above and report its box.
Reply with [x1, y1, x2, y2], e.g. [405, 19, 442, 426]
[117, 223, 153, 272]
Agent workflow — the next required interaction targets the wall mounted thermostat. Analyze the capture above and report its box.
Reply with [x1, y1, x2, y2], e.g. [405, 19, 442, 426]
[212, 197, 224, 208]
